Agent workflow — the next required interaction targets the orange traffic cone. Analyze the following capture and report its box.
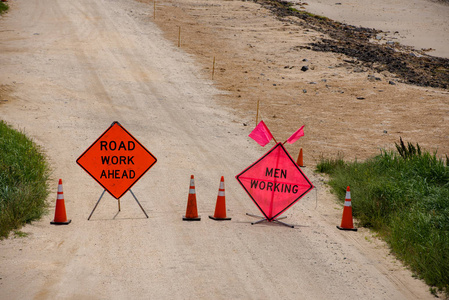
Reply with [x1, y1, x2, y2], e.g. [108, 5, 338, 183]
[296, 148, 304, 167]
[209, 176, 231, 221]
[337, 186, 357, 231]
[183, 175, 201, 221]
[50, 179, 71, 225]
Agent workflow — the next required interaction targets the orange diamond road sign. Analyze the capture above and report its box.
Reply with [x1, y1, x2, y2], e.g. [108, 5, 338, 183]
[77, 122, 157, 199]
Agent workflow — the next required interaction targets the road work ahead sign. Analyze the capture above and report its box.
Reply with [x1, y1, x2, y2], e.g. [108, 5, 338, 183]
[77, 122, 157, 199]
[236, 143, 313, 221]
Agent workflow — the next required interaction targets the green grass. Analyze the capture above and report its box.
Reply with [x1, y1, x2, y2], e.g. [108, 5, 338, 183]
[0, 2, 9, 14]
[282, 1, 329, 21]
[0, 120, 50, 239]
[316, 140, 449, 295]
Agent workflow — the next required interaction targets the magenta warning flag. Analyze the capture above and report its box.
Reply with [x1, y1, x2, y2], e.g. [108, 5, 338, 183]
[286, 125, 305, 144]
[236, 143, 314, 221]
[249, 120, 273, 147]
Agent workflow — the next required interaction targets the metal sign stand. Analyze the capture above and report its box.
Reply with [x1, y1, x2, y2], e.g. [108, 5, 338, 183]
[129, 189, 149, 218]
[246, 213, 294, 228]
[88, 189, 149, 220]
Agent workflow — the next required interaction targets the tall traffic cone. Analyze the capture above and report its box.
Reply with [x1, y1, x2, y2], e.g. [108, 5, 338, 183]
[209, 176, 231, 221]
[296, 148, 304, 167]
[50, 179, 71, 225]
[183, 175, 201, 221]
[337, 186, 357, 231]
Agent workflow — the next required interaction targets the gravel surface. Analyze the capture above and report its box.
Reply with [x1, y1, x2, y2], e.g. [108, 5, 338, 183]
[0, 0, 442, 298]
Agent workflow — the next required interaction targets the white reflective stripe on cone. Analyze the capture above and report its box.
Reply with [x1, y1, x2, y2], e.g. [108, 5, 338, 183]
[345, 191, 351, 199]
[218, 191, 225, 197]
[344, 201, 352, 207]
[189, 188, 195, 194]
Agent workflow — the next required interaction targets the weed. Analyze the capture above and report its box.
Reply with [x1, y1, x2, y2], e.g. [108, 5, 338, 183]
[315, 152, 345, 174]
[395, 137, 421, 159]
[0, 2, 8, 14]
[13, 230, 29, 238]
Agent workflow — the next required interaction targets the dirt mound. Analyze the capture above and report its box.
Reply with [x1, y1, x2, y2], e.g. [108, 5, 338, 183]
[258, 0, 449, 89]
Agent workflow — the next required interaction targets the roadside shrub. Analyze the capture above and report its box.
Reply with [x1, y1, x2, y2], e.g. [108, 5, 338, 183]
[0, 121, 50, 239]
[0, 2, 9, 14]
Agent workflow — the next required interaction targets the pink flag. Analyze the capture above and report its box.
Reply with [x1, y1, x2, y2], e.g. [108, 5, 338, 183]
[249, 120, 273, 147]
[286, 125, 305, 144]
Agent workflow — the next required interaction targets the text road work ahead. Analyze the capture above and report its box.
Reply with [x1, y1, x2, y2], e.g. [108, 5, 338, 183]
[100, 141, 136, 179]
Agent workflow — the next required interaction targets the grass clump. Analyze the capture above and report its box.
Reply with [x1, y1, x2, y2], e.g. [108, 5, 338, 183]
[0, 2, 9, 14]
[315, 152, 345, 174]
[0, 120, 50, 239]
[316, 139, 449, 295]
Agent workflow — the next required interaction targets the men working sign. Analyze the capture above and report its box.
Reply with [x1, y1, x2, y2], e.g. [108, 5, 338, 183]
[236, 121, 313, 227]
[236, 143, 313, 223]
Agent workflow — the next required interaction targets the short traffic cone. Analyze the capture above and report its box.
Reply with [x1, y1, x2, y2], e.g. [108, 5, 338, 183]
[296, 148, 304, 167]
[50, 179, 71, 225]
[183, 175, 201, 221]
[337, 186, 357, 231]
[209, 176, 231, 221]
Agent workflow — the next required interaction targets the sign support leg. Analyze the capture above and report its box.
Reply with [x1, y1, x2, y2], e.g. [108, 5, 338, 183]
[129, 189, 149, 218]
[88, 190, 106, 220]
[246, 212, 267, 225]
[273, 218, 294, 228]
[252, 218, 267, 225]
[246, 213, 294, 228]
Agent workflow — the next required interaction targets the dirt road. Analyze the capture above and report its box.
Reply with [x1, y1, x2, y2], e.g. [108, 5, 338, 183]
[0, 0, 438, 298]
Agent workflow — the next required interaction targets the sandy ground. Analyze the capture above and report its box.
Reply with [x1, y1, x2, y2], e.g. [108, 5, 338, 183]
[148, 0, 449, 162]
[0, 0, 446, 299]
[292, 0, 449, 59]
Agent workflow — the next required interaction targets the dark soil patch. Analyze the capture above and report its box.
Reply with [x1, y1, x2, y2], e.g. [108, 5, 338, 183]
[254, 0, 449, 89]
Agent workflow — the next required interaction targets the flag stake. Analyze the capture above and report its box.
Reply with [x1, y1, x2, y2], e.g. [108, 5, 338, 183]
[212, 56, 215, 80]
[256, 100, 260, 125]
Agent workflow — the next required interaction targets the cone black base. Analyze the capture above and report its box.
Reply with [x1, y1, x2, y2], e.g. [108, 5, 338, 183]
[337, 225, 357, 231]
[50, 219, 71, 225]
[183, 216, 201, 221]
[209, 216, 231, 221]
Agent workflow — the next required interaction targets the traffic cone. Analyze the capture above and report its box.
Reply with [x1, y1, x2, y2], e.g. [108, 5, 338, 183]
[296, 148, 304, 167]
[209, 176, 231, 221]
[50, 179, 71, 225]
[337, 186, 357, 231]
[183, 175, 201, 221]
